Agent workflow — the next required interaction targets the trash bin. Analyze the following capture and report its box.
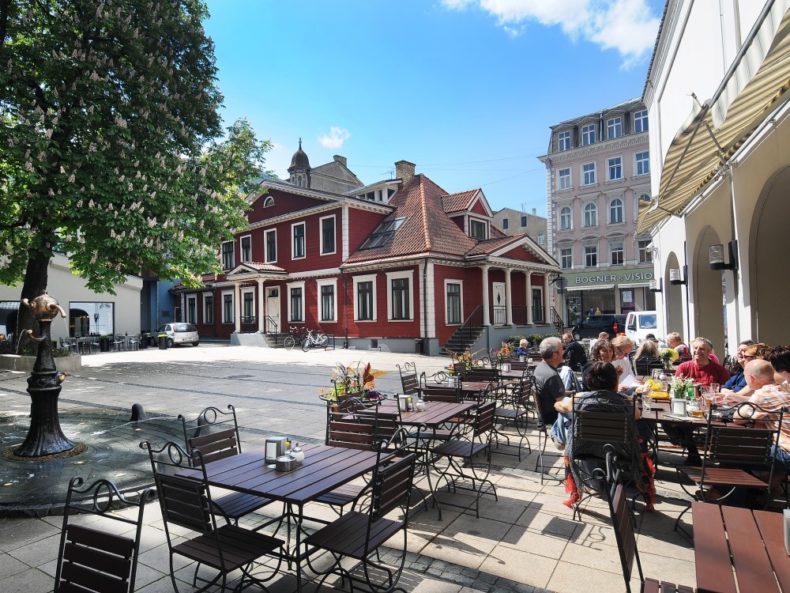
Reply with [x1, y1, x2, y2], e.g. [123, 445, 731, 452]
[139, 333, 149, 349]
[99, 336, 111, 352]
[158, 335, 169, 349]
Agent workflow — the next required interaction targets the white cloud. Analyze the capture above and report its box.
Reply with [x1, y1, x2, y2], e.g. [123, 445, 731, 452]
[440, 0, 660, 67]
[318, 126, 351, 149]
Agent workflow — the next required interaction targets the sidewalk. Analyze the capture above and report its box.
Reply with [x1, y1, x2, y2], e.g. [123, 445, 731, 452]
[0, 345, 696, 592]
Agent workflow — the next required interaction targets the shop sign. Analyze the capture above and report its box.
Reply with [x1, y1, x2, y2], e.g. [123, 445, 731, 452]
[565, 268, 654, 286]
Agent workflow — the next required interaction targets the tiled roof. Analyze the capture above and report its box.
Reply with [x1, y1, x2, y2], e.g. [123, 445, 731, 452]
[466, 235, 520, 256]
[242, 261, 286, 273]
[345, 175, 477, 263]
[442, 190, 478, 213]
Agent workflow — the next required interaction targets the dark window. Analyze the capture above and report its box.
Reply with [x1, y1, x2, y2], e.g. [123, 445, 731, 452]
[470, 219, 486, 240]
[502, 219, 509, 230]
[222, 294, 233, 323]
[360, 217, 405, 249]
[446, 283, 461, 324]
[203, 295, 214, 324]
[521, 215, 527, 227]
[321, 217, 335, 254]
[265, 230, 276, 262]
[221, 241, 233, 270]
[357, 281, 374, 321]
[320, 284, 335, 321]
[240, 236, 251, 262]
[293, 224, 305, 258]
[290, 287, 303, 322]
[391, 278, 410, 320]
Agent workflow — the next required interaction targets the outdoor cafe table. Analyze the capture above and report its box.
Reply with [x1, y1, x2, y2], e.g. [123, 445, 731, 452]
[692, 501, 790, 593]
[177, 443, 382, 592]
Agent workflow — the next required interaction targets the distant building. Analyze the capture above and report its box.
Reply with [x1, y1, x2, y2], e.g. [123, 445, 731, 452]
[173, 143, 560, 354]
[493, 207, 547, 247]
[539, 98, 655, 327]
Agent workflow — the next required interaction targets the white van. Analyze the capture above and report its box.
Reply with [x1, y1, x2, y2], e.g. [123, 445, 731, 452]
[625, 311, 661, 345]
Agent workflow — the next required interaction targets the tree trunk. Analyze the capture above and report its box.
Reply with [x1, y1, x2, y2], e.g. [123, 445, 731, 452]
[16, 253, 50, 353]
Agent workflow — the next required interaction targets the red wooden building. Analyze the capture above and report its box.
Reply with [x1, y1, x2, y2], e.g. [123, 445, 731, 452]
[174, 153, 559, 354]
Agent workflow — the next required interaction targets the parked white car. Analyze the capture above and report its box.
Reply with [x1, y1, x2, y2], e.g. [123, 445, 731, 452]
[157, 322, 199, 347]
[625, 311, 661, 345]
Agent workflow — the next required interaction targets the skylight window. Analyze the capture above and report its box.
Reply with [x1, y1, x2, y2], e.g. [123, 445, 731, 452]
[360, 217, 405, 249]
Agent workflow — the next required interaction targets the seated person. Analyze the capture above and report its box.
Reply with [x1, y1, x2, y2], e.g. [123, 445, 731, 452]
[553, 362, 654, 509]
[562, 332, 588, 372]
[766, 345, 790, 386]
[589, 331, 610, 353]
[633, 339, 663, 376]
[611, 335, 640, 389]
[721, 340, 754, 394]
[533, 337, 566, 428]
[514, 338, 530, 358]
[721, 342, 765, 400]
[666, 332, 691, 361]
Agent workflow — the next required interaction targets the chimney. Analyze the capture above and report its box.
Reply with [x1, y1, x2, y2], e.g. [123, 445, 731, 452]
[333, 155, 347, 167]
[395, 160, 416, 185]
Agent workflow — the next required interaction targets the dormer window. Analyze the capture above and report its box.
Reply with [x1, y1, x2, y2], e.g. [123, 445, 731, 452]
[470, 219, 487, 240]
[360, 217, 405, 249]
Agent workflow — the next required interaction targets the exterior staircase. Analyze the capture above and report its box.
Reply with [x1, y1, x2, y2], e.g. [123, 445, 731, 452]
[263, 333, 290, 348]
[442, 305, 485, 355]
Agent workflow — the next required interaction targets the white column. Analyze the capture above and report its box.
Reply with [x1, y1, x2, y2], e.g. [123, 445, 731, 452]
[544, 274, 551, 325]
[505, 268, 513, 326]
[481, 265, 490, 326]
[257, 279, 265, 332]
[526, 272, 533, 325]
[234, 282, 241, 333]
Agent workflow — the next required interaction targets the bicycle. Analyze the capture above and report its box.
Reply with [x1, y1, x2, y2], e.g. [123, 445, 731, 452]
[301, 328, 328, 351]
[283, 326, 306, 351]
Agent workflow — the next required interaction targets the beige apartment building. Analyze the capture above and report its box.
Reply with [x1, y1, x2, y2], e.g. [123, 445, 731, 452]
[492, 207, 547, 247]
[539, 98, 655, 327]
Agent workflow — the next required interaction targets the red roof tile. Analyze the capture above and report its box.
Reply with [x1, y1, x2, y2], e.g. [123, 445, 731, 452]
[442, 190, 479, 213]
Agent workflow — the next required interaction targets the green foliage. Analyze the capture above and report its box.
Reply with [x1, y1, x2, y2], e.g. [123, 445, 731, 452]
[505, 335, 526, 347]
[0, 0, 271, 292]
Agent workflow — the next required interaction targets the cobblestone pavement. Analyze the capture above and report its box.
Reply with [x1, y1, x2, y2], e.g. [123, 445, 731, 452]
[0, 344, 698, 593]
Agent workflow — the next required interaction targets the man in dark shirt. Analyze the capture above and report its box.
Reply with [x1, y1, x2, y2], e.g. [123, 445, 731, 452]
[562, 332, 588, 372]
[534, 336, 566, 427]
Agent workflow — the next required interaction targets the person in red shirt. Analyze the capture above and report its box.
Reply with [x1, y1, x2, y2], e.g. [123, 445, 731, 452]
[674, 337, 730, 386]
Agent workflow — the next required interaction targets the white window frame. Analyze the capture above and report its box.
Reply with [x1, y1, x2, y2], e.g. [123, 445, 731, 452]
[560, 247, 572, 270]
[316, 278, 337, 322]
[559, 206, 572, 230]
[221, 290, 234, 324]
[469, 218, 487, 240]
[502, 218, 509, 230]
[239, 234, 252, 263]
[638, 239, 653, 264]
[241, 287, 255, 322]
[264, 228, 277, 263]
[287, 280, 305, 323]
[633, 109, 648, 133]
[386, 270, 414, 322]
[558, 130, 571, 151]
[584, 245, 598, 267]
[186, 295, 197, 324]
[607, 116, 622, 139]
[607, 156, 623, 181]
[582, 162, 596, 186]
[319, 214, 336, 255]
[221, 240, 234, 271]
[202, 292, 214, 325]
[609, 198, 624, 224]
[263, 196, 274, 207]
[557, 168, 571, 190]
[444, 280, 463, 326]
[352, 274, 377, 322]
[635, 151, 650, 176]
[583, 202, 597, 227]
[581, 123, 596, 145]
[610, 241, 624, 266]
[291, 221, 306, 260]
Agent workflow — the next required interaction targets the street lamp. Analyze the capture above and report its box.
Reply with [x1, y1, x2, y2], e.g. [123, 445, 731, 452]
[649, 278, 663, 293]
[709, 240, 738, 270]
[669, 266, 687, 285]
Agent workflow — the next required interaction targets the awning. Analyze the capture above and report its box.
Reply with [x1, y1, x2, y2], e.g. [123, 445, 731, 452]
[638, 2, 790, 233]
[566, 284, 615, 292]
[617, 282, 651, 288]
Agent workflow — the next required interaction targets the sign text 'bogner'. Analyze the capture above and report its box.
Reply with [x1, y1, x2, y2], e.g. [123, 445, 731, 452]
[575, 271, 655, 284]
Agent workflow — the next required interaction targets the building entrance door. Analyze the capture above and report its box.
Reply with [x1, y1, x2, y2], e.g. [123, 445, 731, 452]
[492, 282, 506, 325]
[265, 287, 280, 333]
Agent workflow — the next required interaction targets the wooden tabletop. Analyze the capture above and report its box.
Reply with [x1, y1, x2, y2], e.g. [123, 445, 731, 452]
[378, 400, 476, 428]
[692, 502, 790, 593]
[178, 444, 381, 505]
[461, 380, 496, 393]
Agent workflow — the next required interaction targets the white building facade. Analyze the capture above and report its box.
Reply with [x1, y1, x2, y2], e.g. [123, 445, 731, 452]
[641, 0, 790, 355]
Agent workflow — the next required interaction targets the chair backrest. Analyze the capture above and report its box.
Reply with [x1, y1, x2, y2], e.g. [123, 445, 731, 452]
[606, 481, 644, 593]
[634, 357, 664, 377]
[571, 398, 637, 463]
[398, 362, 420, 396]
[371, 452, 416, 520]
[421, 384, 460, 403]
[55, 477, 153, 593]
[327, 411, 377, 450]
[464, 367, 498, 382]
[474, 401, 496, 439]
[179, 405, 241, 465]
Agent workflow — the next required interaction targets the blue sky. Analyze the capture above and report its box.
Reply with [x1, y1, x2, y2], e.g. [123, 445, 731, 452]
[204, 0, 664, 216]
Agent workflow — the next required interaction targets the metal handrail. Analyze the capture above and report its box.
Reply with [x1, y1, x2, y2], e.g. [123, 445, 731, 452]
[263, 315, 278, 334]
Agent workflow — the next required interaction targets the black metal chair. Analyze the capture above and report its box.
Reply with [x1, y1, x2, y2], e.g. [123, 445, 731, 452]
[179, 405, 272, 522]
[397, 361, 421, 398]
[305, 451, 417, 593]
[490, 377, 532, 461]
[431, 400, 498, 518]
[674, 402, 783, 533]
[533, 385, 564, 484]
[55, 477, 153, 593]
[141, 440, 284, 593]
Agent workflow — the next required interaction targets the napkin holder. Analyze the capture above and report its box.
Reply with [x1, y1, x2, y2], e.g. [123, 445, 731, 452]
[670, 398, 687, 416]
[265, 436, 287, 463]
[784, 509, 790, 555]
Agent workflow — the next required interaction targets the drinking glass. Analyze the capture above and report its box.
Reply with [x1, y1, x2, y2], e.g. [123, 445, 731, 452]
[643, 387, 654, 411]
